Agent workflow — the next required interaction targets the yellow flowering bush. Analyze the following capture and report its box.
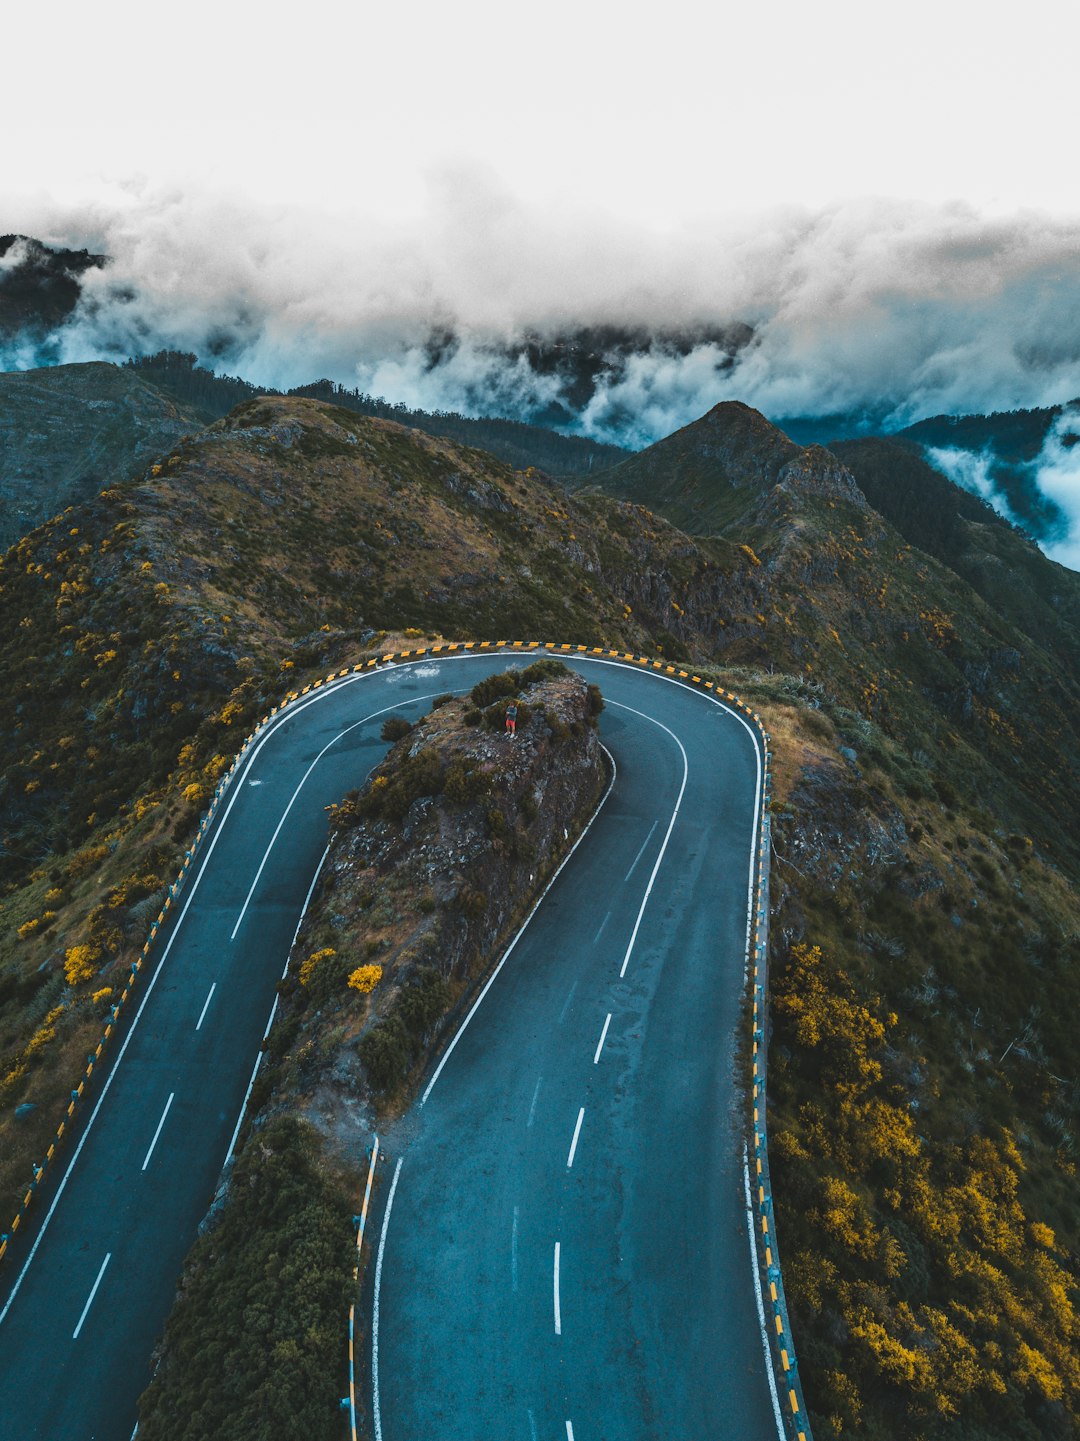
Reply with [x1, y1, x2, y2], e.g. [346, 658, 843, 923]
[64, 944, 102, 985]
[347, 964, 383, 994]
[299, 947, 336, 986]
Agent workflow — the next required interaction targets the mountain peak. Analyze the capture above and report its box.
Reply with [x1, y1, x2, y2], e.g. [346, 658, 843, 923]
[586, 400, 866, 532]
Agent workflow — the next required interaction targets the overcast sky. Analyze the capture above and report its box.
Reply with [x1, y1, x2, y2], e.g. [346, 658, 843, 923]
[9, 0, 1080, 225]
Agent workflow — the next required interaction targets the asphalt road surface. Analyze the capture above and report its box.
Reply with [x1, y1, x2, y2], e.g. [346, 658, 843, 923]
[0, 654, 779, 1441]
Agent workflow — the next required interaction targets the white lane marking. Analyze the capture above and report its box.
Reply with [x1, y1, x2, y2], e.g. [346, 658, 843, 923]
[527, 1075, 542, 1128]
[527, 1409, 537, 1441]
[195, 982, 216, 1032]
[558, 978, 578, 1024]
[607, 701, 689, 979]
[566, 1107, 585, 1169]
[229, 688, 451, 939]
[0, 675, 364, 1328]
[592, 909, 611, 943]
[511, 1205, 520, 1292]
[623, 817, 659, 882]
[372, 1156, 404, 1441]
[72, 1253, 110, 1340]
[593, 1013, 612, 1065]
[419, 744, 617, 1107]
[566, 1424, 575, 1441]
[224, 846, 331, 1165]
[140, 1092, 175, 1172]
[553, 1241, 562, 1335]
[744, 1145, 786, 1441]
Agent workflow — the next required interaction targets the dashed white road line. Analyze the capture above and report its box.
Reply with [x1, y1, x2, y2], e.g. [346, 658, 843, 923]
[567, 1108, 585, 1169]
[592, 910, 611, 943]
[593, 1013, 612, 1065]
[511, 1205, 520, 1292]
[623, 818, 659, 882]
[140, 1092, 174, 1172]
[72, 1253, 110, 1340]
[558, 978, 578, 1024]
[553, 1241, 562, 1335]
[195, 982, 216, 1032]
[566, 1421, 575, 1440]
[527, 1075, 542, 1128]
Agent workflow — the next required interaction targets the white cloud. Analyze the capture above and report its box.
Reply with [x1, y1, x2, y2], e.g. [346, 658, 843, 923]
[1030, 407, 1080, 566]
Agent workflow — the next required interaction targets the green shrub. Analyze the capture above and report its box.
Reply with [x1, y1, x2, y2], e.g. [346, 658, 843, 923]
[444, 758, 490, 802]
[357, 967, 451, 1094]
[469, 670, 520, 708]
[380, 716, 413, 742]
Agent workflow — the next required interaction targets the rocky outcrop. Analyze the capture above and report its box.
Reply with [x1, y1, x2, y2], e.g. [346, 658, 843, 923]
[260, 662, 607, 1138]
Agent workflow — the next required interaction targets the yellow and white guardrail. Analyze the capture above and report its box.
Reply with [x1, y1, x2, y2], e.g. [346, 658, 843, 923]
[0, 637, 811, 1440]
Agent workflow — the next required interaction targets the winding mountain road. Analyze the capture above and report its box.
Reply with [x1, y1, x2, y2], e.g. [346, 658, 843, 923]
[0, 653, 780, 1441]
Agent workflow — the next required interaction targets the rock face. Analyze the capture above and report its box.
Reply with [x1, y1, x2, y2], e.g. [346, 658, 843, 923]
[262, 662, 607, 1137]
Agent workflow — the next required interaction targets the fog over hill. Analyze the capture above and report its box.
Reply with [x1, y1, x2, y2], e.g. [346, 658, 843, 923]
[6, 187, 1080, 558]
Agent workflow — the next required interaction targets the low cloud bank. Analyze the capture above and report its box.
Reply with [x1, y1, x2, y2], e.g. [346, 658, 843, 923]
[4, 180, 1080, 559]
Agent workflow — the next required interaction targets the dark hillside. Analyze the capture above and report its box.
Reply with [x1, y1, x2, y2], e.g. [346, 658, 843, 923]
[124, 352, 630, 477]
[0, 362, 204, 548]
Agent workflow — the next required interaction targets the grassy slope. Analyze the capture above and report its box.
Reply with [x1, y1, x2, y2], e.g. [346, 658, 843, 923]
[721, 672, 1080, 1440]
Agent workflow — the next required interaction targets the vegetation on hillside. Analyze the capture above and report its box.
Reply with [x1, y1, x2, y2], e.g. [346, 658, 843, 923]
[728, 674, 1080, 1440]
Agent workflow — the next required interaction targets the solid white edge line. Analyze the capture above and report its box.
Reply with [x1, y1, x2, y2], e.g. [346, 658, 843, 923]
[745, 1145, 786, 1440]
[593, 1012, 612, 1065]
[140, 1091, 174, 1173]
[418, 741, 617, 1107]
[371, 1155, 404, 1441]
[566, 1107, 585, 1169]
[195, 982, 216, 1032]
[349, 1135, 380, 1441]
[72, 1252, 110, 1340]
[511, 1204, 520, 1292]
[553, 1240, 562, 1335]
[605, 699, 689, 980]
